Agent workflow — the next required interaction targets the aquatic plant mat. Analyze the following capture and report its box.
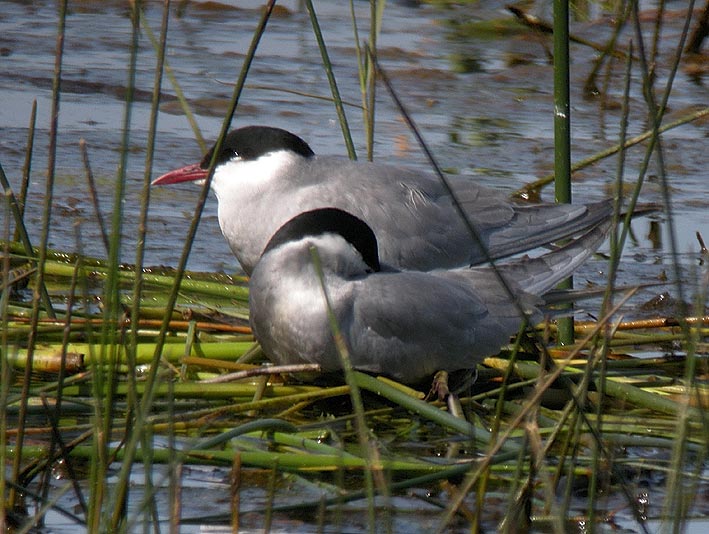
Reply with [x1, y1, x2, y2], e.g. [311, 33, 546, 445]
[2, 243, 708, 532]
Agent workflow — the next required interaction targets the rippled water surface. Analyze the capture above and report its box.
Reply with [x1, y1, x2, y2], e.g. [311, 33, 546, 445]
[2, 0, 707, 274]
[2, 0, 708, 532]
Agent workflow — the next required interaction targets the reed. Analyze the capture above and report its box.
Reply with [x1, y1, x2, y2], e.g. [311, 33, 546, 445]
[304, 0, 356, 159]
[553, 0, 574, 348]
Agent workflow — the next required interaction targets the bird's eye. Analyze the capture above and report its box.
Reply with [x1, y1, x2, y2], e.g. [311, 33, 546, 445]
[218, 148, 239, 162]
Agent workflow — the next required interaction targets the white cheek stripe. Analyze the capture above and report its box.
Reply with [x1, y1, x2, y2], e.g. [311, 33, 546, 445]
[211, 150, 297, 195]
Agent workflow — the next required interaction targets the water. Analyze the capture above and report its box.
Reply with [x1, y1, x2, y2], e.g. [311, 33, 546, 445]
[2, 1, 705, 274]
[2, 1, 708, 532]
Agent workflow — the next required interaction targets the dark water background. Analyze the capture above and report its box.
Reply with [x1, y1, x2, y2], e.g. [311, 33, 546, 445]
[2, 0, 709, 532]
[2, 1, 707, 275]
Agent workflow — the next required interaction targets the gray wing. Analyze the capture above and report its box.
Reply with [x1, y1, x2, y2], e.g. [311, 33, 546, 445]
[343, 272, 531, 384]
[444, 218, 612, 297]
[304, 157, 612, 269]
[476, 200, 612, 261]
[340, 221, 610, 383]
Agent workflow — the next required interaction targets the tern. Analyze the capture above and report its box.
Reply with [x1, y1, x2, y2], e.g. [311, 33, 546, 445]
[153, 126, 612, 275]
[248, 208, 609, 385]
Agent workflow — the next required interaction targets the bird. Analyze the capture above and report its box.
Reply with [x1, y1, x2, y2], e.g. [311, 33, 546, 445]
[152, 125, 612, 276]
[248, 207, 610, 385]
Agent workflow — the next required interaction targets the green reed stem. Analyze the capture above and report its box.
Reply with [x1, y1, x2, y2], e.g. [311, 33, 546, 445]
[101, 0, 142, 529]
[194, 419, 297, 451]
[436, 292, 635, 532]
[351, 0, 366, 146]
[625, 0, 691, 315]
[140, 9, 206, 151]
[246, 83, 362, 109]
[515, 105, 709, 196]
[583, 1, 631, 95]
[309, 247, 380, 533]
[665, 291, 708, 527]
[12, 443, 447, 473]
[488, 319, 528, 533]
[8, 0, 66, 516]
[553, 0, 573, 347]
[651, 7, 705, 514]
[365, 1, 384, 160]
[79, 140, 109, 255]
[135, 0, 171, 395]
[120, 2, 173, 530]
[0, 196, 10, 530]
[0, 167, 53, 316]
[14, 254, 249, 301]
[628, 7, 701, 525]
[371, 50, 533, 333]
[112, 7, 278, 527]
[587, 38, 635, 527]
[15, 99, 36, 239]
[40, 259, 87, 520]
[304, 0, 356, 159]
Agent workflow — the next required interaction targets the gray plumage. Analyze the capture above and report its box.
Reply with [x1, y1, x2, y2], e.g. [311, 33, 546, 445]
[153, 126, 612, 276]
[249, 208, 609, 385]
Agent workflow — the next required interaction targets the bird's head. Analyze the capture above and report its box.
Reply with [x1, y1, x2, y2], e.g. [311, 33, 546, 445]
[151, 125, 314, 187]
